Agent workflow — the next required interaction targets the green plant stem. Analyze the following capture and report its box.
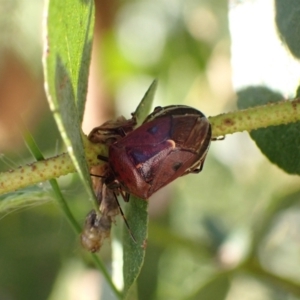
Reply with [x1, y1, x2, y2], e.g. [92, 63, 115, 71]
[209, 98, 300, 137]
[91, 255, 123, 299]
[242, 258, 300, 297]
[0, 152, 73, 195]
[1, 99, 300, 196]
[22, 122, 81, 232]
[0, 135, 105, 195]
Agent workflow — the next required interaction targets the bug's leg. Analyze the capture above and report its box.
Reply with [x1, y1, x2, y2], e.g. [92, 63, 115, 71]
[112, 191, 137, 243]
[211, 135, 225, 141]
[97, 154, 109, 162]
[116, 127, 127, 137]
[89, 172, 104, 205]
[125, 192, 130, 202]
[118, 189, 130, 202]
[191, 161, 204, 174]
[186, 148, 210, 175]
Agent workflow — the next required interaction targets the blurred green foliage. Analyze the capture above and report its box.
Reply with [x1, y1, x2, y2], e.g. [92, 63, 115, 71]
[1, 0, 300, 300]
[275, 0, 300, 58]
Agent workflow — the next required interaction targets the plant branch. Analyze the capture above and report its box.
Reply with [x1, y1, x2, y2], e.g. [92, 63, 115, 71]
[242, 257, 300, 297]
[1, 99, 300, 195]
[0, 135, 105, 195]
[209, 98, 300, 137]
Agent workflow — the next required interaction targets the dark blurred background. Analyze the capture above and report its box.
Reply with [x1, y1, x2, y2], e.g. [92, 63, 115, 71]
[1, 0, 300, 299]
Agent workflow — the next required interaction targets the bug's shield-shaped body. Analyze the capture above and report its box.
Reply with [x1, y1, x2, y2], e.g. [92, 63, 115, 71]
[108, 106, 211, 199]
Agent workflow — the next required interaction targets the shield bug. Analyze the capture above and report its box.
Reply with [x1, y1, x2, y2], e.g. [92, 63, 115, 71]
[102, 105, 212, 200]
[82, 105, 211, 251]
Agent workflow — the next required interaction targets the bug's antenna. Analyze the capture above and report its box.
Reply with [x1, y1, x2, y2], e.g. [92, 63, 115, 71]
[112, 191, 137, 243]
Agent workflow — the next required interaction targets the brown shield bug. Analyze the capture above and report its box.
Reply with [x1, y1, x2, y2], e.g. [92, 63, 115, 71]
[82, 105, 211, 251]
[102, 105, 212, 200]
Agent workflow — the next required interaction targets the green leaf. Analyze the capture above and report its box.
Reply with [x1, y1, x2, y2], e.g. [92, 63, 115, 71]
[43, 4, 122, 296]
[237, 86, 300, 174]
[188, 274, 231, 300]
[123, 196, 148, 298]
[133, 80, 158, 126]
[275, 0, 300, 58]
[0, 187, 53, 215]
[122, 81, 157, 298]
[43, 0, 96, 202]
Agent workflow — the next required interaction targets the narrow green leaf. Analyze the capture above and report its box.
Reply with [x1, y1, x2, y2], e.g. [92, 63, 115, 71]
[237, 86, 300, 174]
[43, 3, 121, 296]
[123, 196, 148, 297]
[133, 80, 158, 126]
[0, 187, 53, 215]
[43, 0, 97, 205]
[122, 81, 157, 298]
